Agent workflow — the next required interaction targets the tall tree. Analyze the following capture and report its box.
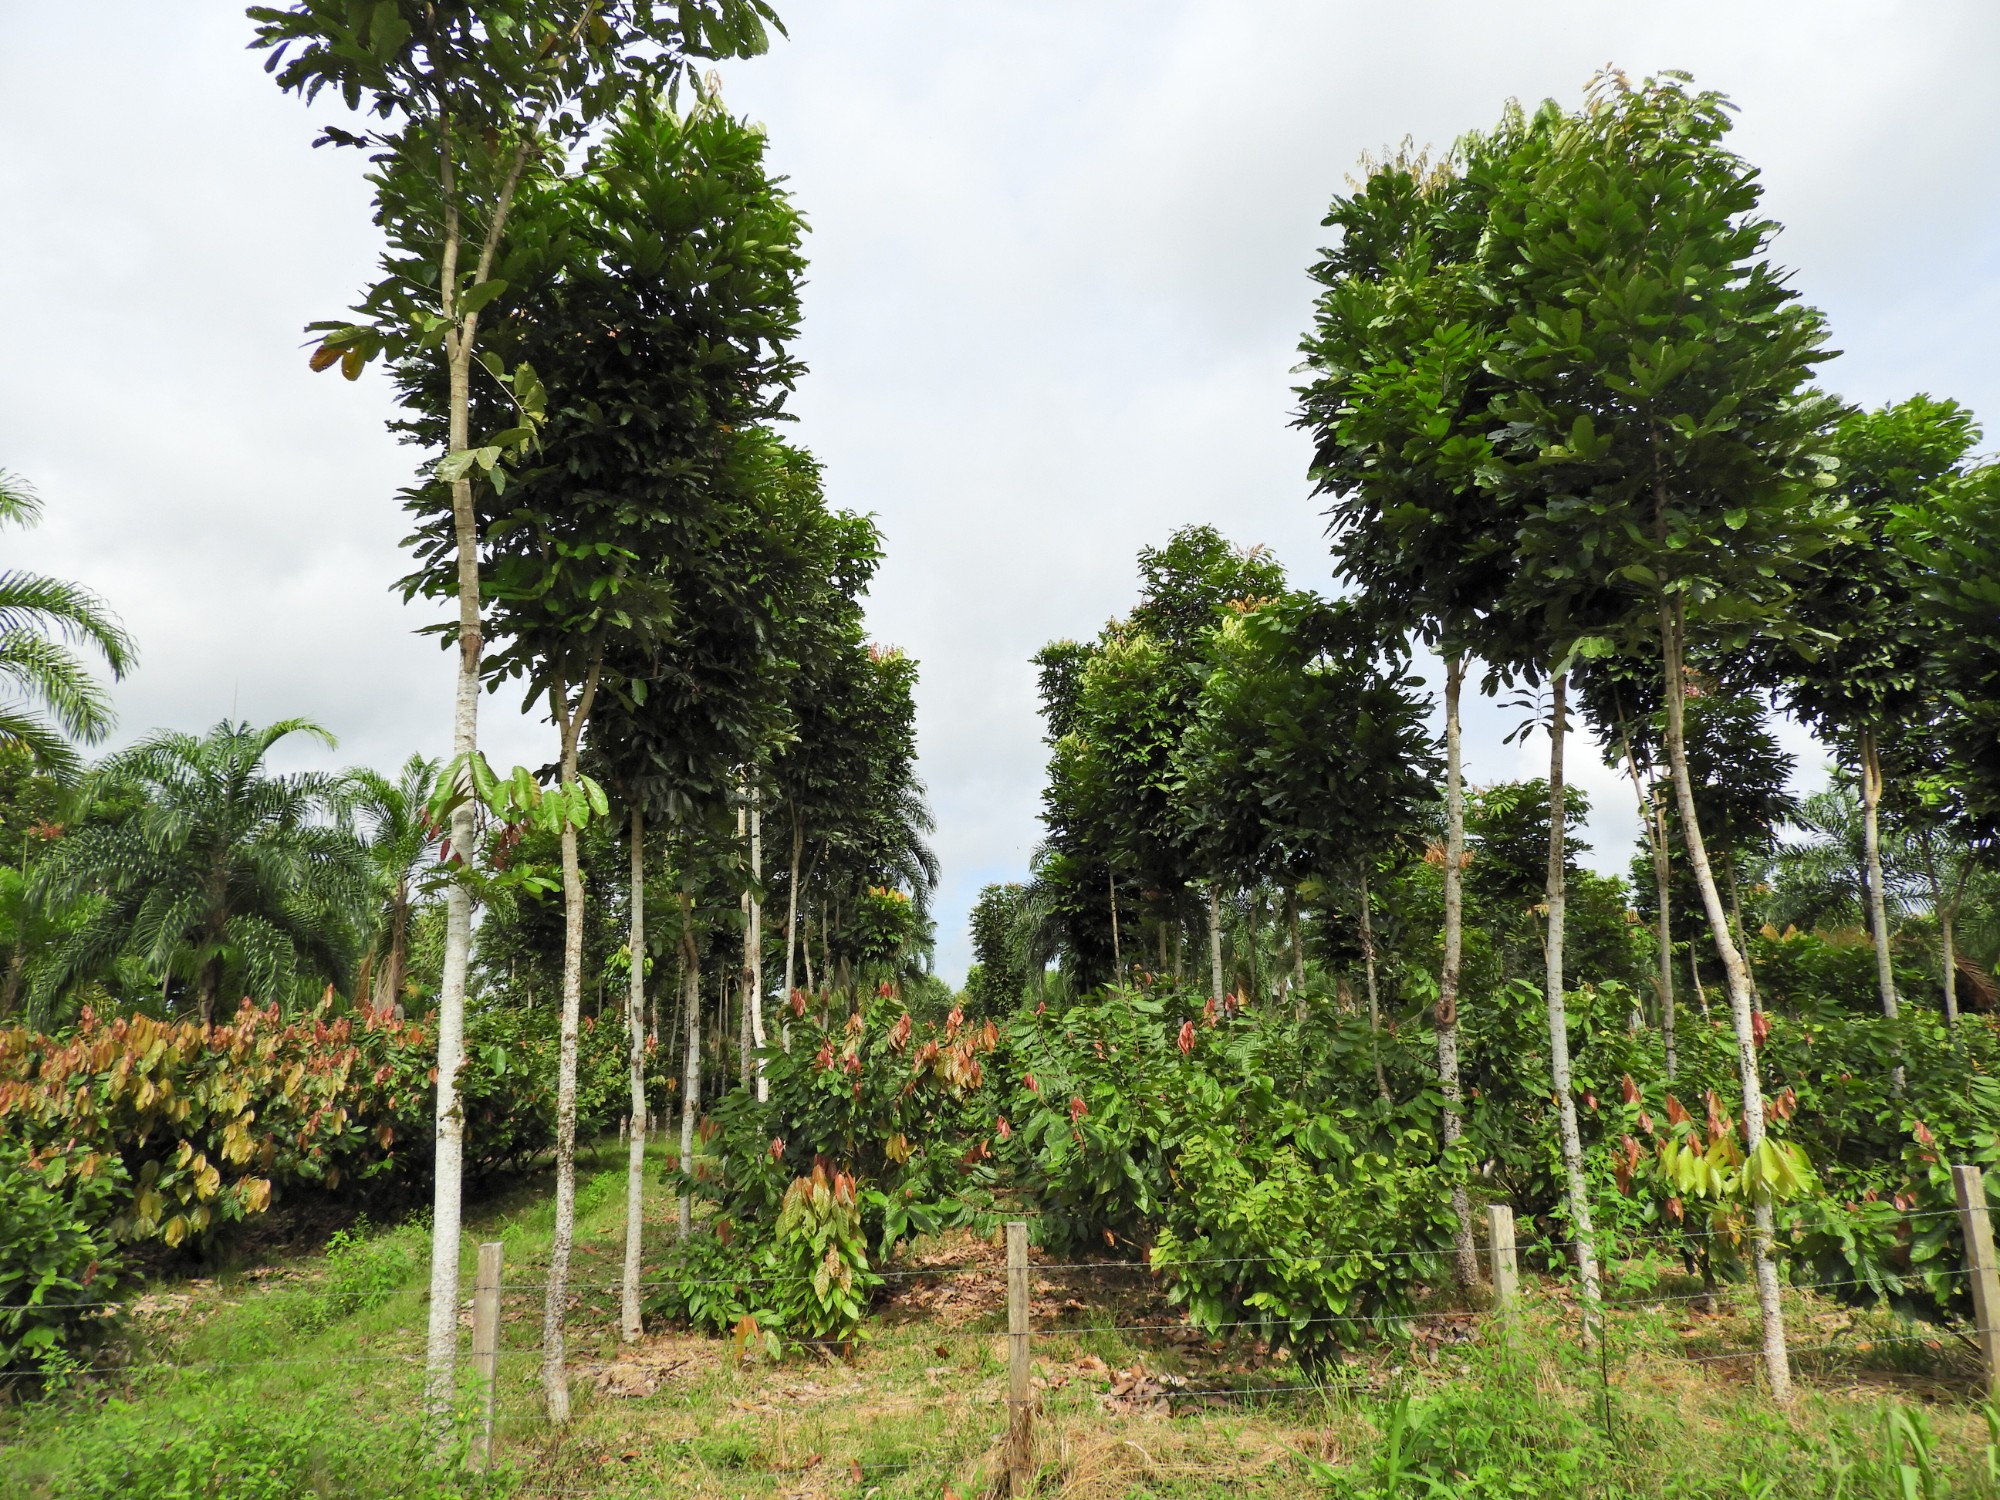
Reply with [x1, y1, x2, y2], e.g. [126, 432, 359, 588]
[1677, 687, 1798, 980]
[251, 0, 783, 1431]
[765, 505, 884, 1007]
[1776, 397, 1981, 1027]
[1030, 528, 1283, 996]
[1298, 128, 1533, 1287]
[1176, 592, 1438, 1096]
[802, 645, 937, 997]
[1482, 73, 1846, 1402]
[446, 96, 806, 1382]
[1575, 658, 1676, 1064]
[1895, 462, 2000, 842]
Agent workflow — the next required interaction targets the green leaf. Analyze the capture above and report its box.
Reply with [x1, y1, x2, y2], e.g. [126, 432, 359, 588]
[458, 278, 510, 316]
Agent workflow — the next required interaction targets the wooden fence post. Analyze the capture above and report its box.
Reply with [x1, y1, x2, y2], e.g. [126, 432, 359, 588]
[1487, 1203, 1518, 1308]
[1952, 1164, 2000, 1400]
[470, 1240, 504, 1470]
[1488, 1203, 1520, 1353]
[1004, 1221, 1032, 1498]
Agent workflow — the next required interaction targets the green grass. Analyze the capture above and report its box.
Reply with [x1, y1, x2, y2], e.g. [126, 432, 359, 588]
[8, 1157, 2000, 1499]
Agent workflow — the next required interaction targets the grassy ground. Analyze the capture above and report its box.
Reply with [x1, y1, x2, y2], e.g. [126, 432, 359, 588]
[6, 1150, 2000, 1499]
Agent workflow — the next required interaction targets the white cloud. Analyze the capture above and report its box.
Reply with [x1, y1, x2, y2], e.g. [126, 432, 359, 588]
[4, 2, 1995, 982]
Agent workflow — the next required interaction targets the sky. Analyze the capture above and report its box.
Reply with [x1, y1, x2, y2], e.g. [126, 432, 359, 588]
[3, 3, 1997, 984]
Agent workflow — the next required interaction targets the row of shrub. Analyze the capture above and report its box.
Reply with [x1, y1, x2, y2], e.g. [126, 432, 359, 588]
[654, 926, 2000, 1355]
[0, 997, 664, 1370]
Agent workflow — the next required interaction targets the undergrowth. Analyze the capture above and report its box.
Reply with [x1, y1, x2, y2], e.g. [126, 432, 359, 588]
[11, 1150, 2000, 1499]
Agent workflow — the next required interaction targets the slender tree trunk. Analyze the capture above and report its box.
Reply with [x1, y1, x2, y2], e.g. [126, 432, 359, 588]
[1688, 942, 1709, 1018]
[801, 906, 817, 994]
[1614, 711, 1673, 1050]
[784, 814, 803, 1004]
[621, 806, 647, 1343]
[1941, 901, 1961, 1029]
[1932, 843, 1964, 1030]
[1288, 891, 1305, 988]
[1437, 653, 1478, 1290]
[1207, 885, 1226, 1006]
[541, 664, 600, 1425]
[423, 121, 538, 1442]
[735, 798, 752, 1087]
[1859, 731, 1900, 1024]
[1248, 888, 1265, 1006]
[677, 893, 700, 1241]
[1543, 673, 1601, 1324]
[1725, 852, 1760, 1013]
[1108, 864, 1122, 982]
[423, 357, 479, 1447]
[1653, 786, 1677, 1078]
[1662, 598, 1790, 1402]
[196, 959, 218, 1027]
[1357, 872, 1388, 1100]
[748, 789, 767, 1101]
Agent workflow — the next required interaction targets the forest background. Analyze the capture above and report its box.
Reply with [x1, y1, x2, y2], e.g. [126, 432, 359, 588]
[5, 2, 2000, 983]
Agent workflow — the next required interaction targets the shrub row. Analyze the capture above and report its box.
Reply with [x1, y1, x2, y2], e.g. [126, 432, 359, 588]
[0, 997, 663, 1370]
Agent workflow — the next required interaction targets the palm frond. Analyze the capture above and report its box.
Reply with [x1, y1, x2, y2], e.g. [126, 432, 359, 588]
[0, 570, 136, 677]
[0, 470, 44, 529]
[0, 634, 119, 745]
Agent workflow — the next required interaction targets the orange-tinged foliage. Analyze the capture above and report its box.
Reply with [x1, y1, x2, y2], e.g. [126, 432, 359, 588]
[0, 996, 434, 1249]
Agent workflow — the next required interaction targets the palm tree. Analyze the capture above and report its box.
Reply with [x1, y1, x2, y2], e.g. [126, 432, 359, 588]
[34, 718, 369, 1022]
[349, 755, 441, 1014]
[1772, 779, 1921, 935]
[0, 471, 136, 777]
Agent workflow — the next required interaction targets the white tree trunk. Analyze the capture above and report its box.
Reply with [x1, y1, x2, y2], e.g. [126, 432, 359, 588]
[1207, 885, 1225, 1005]
[413, 122, 539, 1444]
[1653, 786, 1677, 1079]
[1615, 715, 1674, 1053]
[783, 815, 802, 1004]
[1725, 853, 1761, 1014]
[748, 791, 767, 1101]
[1108, 864, 1123, 982]
[1859, 731, 1900, 1022]
[1437, 653, 1478, 1290]
[801, 907, 817, 994]
[621, 805, 647, 1343]
[1357, 873, 1388, 1100]
[540, 672, 597, 1425]
[540, 815, 584, 1421]
[423, 451, 480, 1439]
[678, 896, 701, 1241]
[1543, 673, 1601, 1324]
[1936, 846, 1962, 1029]
[1288, 892, 1305, 988]
[1662, 599, 1790, 1403]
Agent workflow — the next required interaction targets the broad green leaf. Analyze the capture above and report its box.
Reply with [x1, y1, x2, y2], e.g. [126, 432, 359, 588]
[458, 278, 510, 315]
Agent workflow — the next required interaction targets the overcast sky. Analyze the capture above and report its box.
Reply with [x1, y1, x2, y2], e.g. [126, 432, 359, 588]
[4, 3, 1997, 983]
